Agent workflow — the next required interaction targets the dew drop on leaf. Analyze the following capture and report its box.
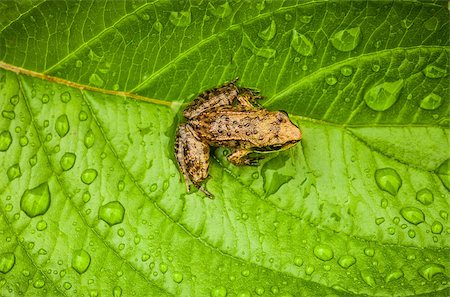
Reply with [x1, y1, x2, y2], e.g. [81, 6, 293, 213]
[29, 154, 37, 167]
[89, 73, 104, 87]
[72, 249, 91, 274]
[7, 164, 21, 181]
[255, 287, 265, 296]
[172, 271, 183, 283]
[420, 93, 442, 110]
[0, 252, 15, 273]
[364, 79, 403, 111]
[117, 228, 125, 237]
[241, 269, 250, 277]
[60, 91, 71, 103]
[325, 75, 337, 86]
[75, 60, 83, 68]
[55, 114, 70, 137]
[41, 94, 49, 104]
[290, 30, 315, 56]
[408, 229, 416, 238]
[305, 264, 315, 275]
[338, 255, 356, 269]
[84, 129, 95, 148]
[38, 248, 47, 255]
[159, 263, 168, 273]
[60, 152, 76, 171]
[0, 130, 12, 151]
[385, 269, 404, 283]
[64, 282, 72, 290]
[258, 20, 276, 41]
[431, 221, 443, 234]
[440, 210, 448, 220]
[418, 263, 445, 281]
[400, 207, 425, 225]
[19, 135, 28, 147]
[2, 110, 15, 120]
[294, 256, 303, 266]
[423, 65, 448, 79]
[313, 244, 334, 261]
[340, 65, 353, 76]
[360, 270, 376, 287]
[82, 191, 91, 203]
[169, 11, 191, 27]
[436, 159, 449, 190]
[10, 95, 19, 105]
[375, 217, 385, 225]
[208, 2, 232, 18]
[98, 201, 125, 226]
[284, 13, 292, 21]
[299, 15, 313, 24]
[374, 168, 402, 195]
[113, 286, 122, 297]
[20, 182, 51, 218]
[79, 111, 88, 121]
[36, 220, 47, 231]
[81, 169, 98, 184]
[364, 247, 375, 257]
[330, 27, 361, 52]
[117, 180, 125, 191]
[153, 21, 163, 32]
[416, 188, 434, 205]
[371, 64, 380, 72]
[33, 279, 45, 289]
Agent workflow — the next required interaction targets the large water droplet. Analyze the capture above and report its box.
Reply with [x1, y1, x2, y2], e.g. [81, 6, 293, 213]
[418, 263, 445, 280]
[294, 256, 303, 267]
[385, 269, 403, 283]
[364, 79, 404, 111]
[436, 159, 450, 190]
[211, 286, 227, 297]
[0, 252, 15, 273]
[400, 207, 425, 225]
[172, 271, 183, 283]
[98, 201, 125, 226]
[81, 169, 97, 184]
[55, 115, 70, 137]
[420, 93, 442, 110]
[291, 30, 315, 56]
[338, 255, 356, 269]
[36, 220, 47, 231]
[7, 164, 21, 181]
[208, 2, 232, 18]
[423, 65, 447, 79]
[89, 73, 104, 87]
[305, 264, 315, 275]
[375, 168, 402, 195]
[330, 27, 361, 52]
[416, 188, 434, 205]
[340, 65, 353, 77]
[431, 221, 443, 234]
[360, 270, 376, 287]
[364, 247, 375, 257]
[20, 183, 51, 218]
[60, 92, 71, 103]
[33, 279, 45, 288]
[258, 20, 276, 41]
[2, 110, 15, 120]
[169, 11, 191, 27]
[60, 152, 76, 171]
[0, 130, 12, 151]
[325, 75, 338, 86]
[313, 244, 334, 261]
[84, 129, 95, 148]
[72, 249, 91, 274]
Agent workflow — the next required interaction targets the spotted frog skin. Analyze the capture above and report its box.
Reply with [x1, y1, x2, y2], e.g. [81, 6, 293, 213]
[175, 78, 302, 197]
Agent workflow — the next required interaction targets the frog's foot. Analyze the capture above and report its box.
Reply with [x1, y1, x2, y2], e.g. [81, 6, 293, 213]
[175, 123, 211, 196]
[236, 88, 264, 109]
[228, 149, 264, 166]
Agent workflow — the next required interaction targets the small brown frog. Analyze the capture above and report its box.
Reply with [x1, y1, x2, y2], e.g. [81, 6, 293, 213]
[175, 78, 302, 197]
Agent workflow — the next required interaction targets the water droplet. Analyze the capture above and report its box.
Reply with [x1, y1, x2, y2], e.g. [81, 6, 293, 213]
[440, 210, 448, 220]
[208, 2, 232, 18]
[237, 291, 251, 297]
[424, 16, 439, 31]
[55, 115, 70, 138]
[302, 65, 308, 71]
[113, 286, 122, 297]
[400, 207, 425, 225]
[211, 286, 227, 297]
[41, 94, 49, 104]
[169, 11, 191, 27]
[82, 191, 91, 203]
[340, 65, 353, 77]
[255, 287, 265, 296]
[241, 269, 250, 276]
[117, 180, 125, 191]
[258, 20, 276, 41]
[291, 30, 315, 56]
[19, 135, 28, 147]
[431, 221, 443, 234]
[98, 201, 125, 226]
[36, 220, 47, 231]
[408, 229, 416, 238]
[0, 131, 12, 151]
[113, 84, 120, 91]
[415, 188, 434, 205]
[75, 60, 83, 68]
[159, 263, 168, 273]
[60, 92, 71, 103]
[60, 152, 76, 171]
[338, 255, 356, 269]
[153, 21, 163, 32]
[7, 164, 21, 181]
[305, 264, 315, 275]
[89, 73, 104, 87]
[436, 159, 450, 191]
[420, 93, 442, 110]
[271, 286, 279, 294]
[242, 33, 276, 58]
[2, 110, 15, 120]
[330, 27, 361, 52]
[81, 169, 97, 184]
[10, 95, 19, 105]
[364, 79, 404, 111]
[117, 228, 125, 237]
[360, 270, 376, 287]
[299, 15, 312, 24]
[313, 244, 334, 261]
[371, 64, 380, 72]
[172, 271, 183, 283]
[388, 226, 395, 234]
[33, 279, 45, 288]
[0, 253, 15, 273]
[20, 182, 51, 218]
[423, 65, 447, 79]
[38, 248, 47, 255]
[375, 168, 402, 195]
[79, 111, 88, 121]
[364, 247, 375, 257]
[325, 75, 337, 86]
[401, 18, 414, 29]
[63, 282, 72, 290]
[375, 217, 385, 225]
[84, 129, 95, 148]
[418, 263, 445, 280]
[72, 249, 91, 274]
[294, 257, 303, 267]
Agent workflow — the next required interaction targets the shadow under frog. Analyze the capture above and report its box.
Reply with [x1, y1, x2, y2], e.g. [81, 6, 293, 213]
[175, 78, 302, 198]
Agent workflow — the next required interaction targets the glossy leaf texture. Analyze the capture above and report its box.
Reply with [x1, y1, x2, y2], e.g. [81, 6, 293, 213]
[0, 0, 449, 296]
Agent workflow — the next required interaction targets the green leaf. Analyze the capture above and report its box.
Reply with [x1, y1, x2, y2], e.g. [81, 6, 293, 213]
[0, 0, 449, 296]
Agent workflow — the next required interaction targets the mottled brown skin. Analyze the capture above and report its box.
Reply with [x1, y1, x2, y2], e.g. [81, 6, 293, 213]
[175, 78, 302, 198]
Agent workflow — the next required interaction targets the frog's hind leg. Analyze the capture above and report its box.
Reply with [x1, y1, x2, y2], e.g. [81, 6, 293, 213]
[228, 149, 264, 166]
[175, 123, 213, 198]
[236, 88, 264, 109]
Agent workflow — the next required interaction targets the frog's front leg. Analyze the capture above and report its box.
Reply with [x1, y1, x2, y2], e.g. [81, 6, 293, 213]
[236, 88, 264, 110]
[175, 123, 213, 198]
[228, 149, 264, 166]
